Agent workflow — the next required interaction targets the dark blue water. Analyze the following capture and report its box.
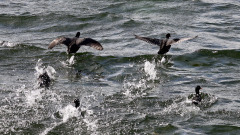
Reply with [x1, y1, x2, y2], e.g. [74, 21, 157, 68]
[0, 0, 240, 134]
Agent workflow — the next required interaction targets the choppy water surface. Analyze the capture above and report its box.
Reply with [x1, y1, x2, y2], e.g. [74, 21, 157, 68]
[0, 0, 240, 134]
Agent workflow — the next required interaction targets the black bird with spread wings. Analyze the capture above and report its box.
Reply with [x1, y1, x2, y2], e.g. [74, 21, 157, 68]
[135, 33, 197, 54]
[48, 32, 103, 54]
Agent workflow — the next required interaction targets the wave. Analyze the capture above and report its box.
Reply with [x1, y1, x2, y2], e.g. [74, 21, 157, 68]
[0, 40, 18, 47]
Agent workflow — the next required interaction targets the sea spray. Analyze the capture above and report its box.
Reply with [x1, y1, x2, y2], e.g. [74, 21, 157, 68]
[34, 59, 56, 88]
[40, 104, 79, 135]
[35, 59, 45, 75]
[144, 60, 157, 81]
[161, 97, 200, 117]
[61, 55, 75, 67]
[68, 55, 75, 65]
[25, 88, 43, 106]
[35, 59, 56, 77]
[59, 104, 79, 122]
[123, 60, 158, 98]
[0, 40, 17, 47]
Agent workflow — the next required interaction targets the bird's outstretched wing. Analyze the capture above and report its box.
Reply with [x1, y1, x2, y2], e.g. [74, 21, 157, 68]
[166, 36, 198, 46]
[76, 38, 103, 50]
[135, 35, 162, 46]
[48, 37, 70, 49]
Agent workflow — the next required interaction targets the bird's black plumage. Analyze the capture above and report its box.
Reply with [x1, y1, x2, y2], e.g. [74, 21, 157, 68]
[135, 33, 197, 54]
[38, 72, 51, 88]
[192, 85, 202, 105]
[74, 99, 80, 108]
[73, 98, 86, 117]
[48, 32, 103, 54]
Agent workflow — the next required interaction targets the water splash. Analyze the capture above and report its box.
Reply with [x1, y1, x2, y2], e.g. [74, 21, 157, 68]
[61, 55, 75, 67]
[123, 60, 158, 98]
[123, 79, 148, 98]
[79, 92, 105, 134]
[83, 109, 99, 134]
[45, 66, 56, 80]
[35, 59, 45, 75]
[160, 56, 166, 63]
[34, 59, 56, 88]
[25, 88, 43, 106]
[39, 122, 58, 135]
[0, 84, 44, 134]
[161, 97, 201, 117]
[40, 91, 103, 135]
[144, 61, 157, 81]
[23, 59, 58, 107]
[40, 104, 79, 135]
[188, 92, 218, 108]
[0, 40, 17, 47]
[59, 104, 79, 122]
[68, 55, 75, 65]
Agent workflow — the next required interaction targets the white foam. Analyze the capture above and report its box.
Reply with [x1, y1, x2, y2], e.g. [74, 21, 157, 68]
[144, 61, 157, 80]
[35, 59, 45, 75]
[83, 116, 99, 134]
[59, 104, 79, 122]
[123, 79, 148, 98]
[60, 56, 75, 67]
[15, 85, 43, 108]
[25, 88, 43, 106]
[35, 59, 56, 80]
[123, 87, 131, 97]
[40, 104, 79, 135]
[41, 105, 99, 135]
[161, 97, 200, 117]
[40, 122, 59, 135]
[0, 40, 17, 47]
[60, 60, 68, 67]
[122, 61, 157, 98]
[14, 85, 26, 100]
[79, 93, 103, 134]
[45, 66, 56, 79]
[185, 98, 193, 104]
[68, 55, 75, 65]
[82, 109, 99, 134]
[160, 57, 166, 63]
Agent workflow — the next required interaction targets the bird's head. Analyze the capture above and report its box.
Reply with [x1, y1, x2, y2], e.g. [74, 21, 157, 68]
[166, 33, 171, 38]
[76, 32, 80, 38]
[195, 85, 202, 94]
[73, 99, 80, 108]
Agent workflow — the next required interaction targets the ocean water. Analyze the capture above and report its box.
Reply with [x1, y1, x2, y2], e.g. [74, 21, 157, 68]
[0, 0, 240, 134]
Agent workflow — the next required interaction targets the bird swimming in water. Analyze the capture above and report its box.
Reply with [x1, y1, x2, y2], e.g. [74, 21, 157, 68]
[38, 72, 51, 88]
[48, 32, 103, 54]
[74, 99, 80, 108]
[73, 99, 86, 117]
[192, 85, 202, 105]
[135, 33, 197, 54]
